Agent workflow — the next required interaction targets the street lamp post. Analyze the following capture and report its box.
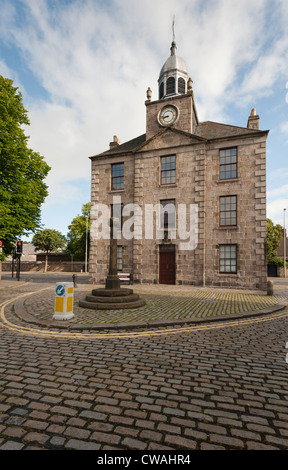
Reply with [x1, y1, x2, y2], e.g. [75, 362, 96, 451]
[284, 209, 287, 279]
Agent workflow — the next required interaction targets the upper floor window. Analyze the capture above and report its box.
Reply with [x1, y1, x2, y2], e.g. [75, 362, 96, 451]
[117, 246, 123, 271]
[166, 77, 175, 95]
[178, 77, 186, 94]
[159, 82, 164, 100]
[161, 156, 176, 185]
[220, 196, 237, 227]
[220, 148, 237, 180]
[111, 163, 124, 190]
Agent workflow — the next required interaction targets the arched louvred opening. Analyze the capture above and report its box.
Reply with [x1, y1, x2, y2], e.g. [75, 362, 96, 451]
[159, 82, 164, 100]
[166, 77, 175, 95]
[178, 77, 186, 94]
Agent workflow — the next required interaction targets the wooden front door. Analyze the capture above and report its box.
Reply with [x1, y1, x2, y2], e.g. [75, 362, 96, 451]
[159, 245, 176, 285]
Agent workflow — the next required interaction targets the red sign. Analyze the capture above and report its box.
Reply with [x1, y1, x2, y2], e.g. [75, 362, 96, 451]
[0, 240, 3, 248]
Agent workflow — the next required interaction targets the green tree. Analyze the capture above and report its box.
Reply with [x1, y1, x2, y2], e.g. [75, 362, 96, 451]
[66, 203, 90, 261]
[32, 229, 66, 272]
[266, 218, 283, 264]
[0, 75, 50, 256]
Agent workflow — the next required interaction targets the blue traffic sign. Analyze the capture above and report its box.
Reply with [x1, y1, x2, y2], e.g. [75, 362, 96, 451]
[56, 285, 65, 296]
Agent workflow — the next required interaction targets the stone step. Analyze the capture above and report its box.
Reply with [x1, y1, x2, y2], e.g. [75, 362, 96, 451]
[78, 298, 146, 310]
[85, 293, 140, 304]
[91, 288, 133, 297]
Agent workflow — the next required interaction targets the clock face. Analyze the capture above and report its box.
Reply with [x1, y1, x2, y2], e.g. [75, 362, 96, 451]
[158, 105, 178, 126]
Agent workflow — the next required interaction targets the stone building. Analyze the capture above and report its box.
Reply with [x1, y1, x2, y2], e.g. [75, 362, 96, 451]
[89, 40, 268, 289]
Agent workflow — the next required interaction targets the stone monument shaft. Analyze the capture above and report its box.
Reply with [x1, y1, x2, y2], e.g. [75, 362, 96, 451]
[105, 218, 120, 290]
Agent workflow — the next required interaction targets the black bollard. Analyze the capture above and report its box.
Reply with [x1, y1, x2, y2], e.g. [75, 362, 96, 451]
[72, 274, 78, 288]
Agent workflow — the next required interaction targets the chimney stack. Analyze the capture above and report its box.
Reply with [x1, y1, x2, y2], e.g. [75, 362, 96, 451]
[247, 108, 260, 130]
[109, 135, 121, 149]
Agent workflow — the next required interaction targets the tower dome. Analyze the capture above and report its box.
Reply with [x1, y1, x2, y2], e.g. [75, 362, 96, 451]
[158, 41, 189, 100]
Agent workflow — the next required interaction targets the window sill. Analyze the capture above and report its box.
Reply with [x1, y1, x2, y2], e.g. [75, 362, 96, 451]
[216, 178, 239, 184]
[158, 184, 178, 188]
[219, 272, 238, 276]
[217, 226, 239, 230]
[108, 189, 125, 194]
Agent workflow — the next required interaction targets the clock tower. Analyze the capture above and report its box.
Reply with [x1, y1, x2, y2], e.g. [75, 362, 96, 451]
[145, 41, 199, 140]
[89, 33, 268, 291]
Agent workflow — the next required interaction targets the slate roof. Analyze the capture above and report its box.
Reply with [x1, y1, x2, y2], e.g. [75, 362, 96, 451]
[91, 134, 146, 158]
[91, 121, 268, 159]
[195, 121, 268, 140]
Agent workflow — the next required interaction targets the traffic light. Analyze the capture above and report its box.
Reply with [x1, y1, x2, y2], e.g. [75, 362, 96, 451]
[16, 240, 23, 254]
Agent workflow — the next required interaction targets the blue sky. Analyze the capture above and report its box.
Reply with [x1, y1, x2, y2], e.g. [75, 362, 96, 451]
[1, 0, 288, 239]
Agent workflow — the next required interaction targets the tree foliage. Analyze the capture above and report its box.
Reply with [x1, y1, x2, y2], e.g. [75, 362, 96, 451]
[66, 203, 90, 261]
[0, 75, 50, 255]
[32, 229, 66, 272]
[266, 218, 283, 264]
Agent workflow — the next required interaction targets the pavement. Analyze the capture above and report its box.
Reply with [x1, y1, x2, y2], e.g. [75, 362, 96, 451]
[0, 272, 287, 331]
[0, 272, 288, 451]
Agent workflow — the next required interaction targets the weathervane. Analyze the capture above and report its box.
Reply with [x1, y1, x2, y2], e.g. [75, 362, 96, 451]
[172, 15, 176, 42]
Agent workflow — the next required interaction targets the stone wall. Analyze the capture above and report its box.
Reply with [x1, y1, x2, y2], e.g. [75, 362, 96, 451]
[2, 261, 85, 273]
[89, 130, 267, 289]
[145, 93, 198, 139]
[277, 266, 288, 278]
[132, 140, 206, 285]
[204, 136, 267, 290]
[89, 89, 267, 290]
[90, 154, 135, 284]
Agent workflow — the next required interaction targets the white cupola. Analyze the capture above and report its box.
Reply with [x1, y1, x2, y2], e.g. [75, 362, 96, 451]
[158, 41, 189, 100]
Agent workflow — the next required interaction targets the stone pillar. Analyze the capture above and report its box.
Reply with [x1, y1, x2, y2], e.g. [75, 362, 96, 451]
[105, 218, 120, 290]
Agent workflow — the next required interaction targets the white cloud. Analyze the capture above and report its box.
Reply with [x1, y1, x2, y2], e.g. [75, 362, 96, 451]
[267, 171, 288, 225]
[0, 60, 17, 82]
[268, 198, 288, 225]
[1, 0, 288, 232]
[281, 122, 288, 134]
[268, 184, 288, 199]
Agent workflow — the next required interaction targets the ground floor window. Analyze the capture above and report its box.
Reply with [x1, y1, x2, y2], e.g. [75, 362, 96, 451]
[219, 244, 237, 274]
[117, 246, 123, 271]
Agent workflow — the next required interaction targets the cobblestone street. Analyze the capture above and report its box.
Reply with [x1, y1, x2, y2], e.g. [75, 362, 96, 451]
[0, 273, 287, 450]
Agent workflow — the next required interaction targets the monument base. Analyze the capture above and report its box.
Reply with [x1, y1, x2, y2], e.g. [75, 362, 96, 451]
[79, 287, 146, 310]
[105, 275, 121, 290]
[82, 218, 146, 310]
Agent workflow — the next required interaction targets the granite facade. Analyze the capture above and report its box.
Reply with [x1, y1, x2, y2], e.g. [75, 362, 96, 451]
[89, 94, 268, 290]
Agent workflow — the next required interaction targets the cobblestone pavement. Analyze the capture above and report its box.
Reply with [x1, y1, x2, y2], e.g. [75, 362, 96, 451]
[0, 274, 287, 450]
[2, 273, 287, 330]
